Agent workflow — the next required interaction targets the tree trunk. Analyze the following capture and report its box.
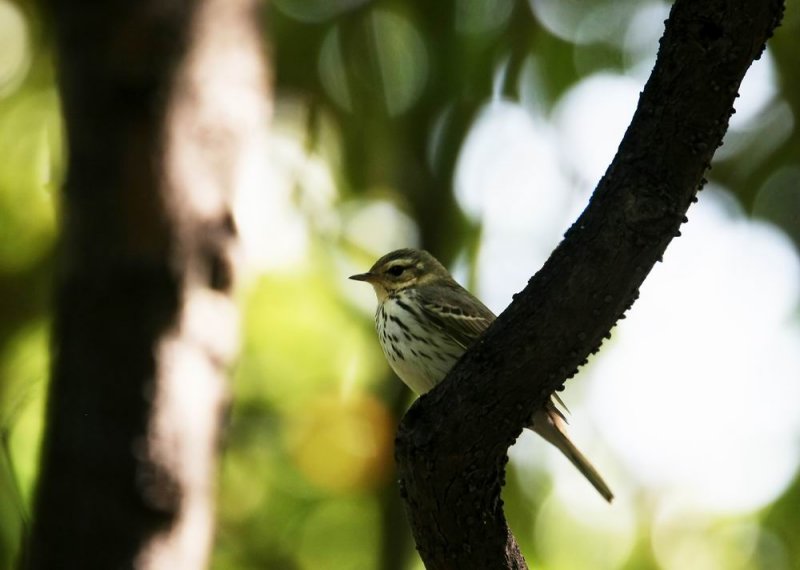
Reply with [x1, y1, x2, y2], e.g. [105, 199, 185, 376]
[395, 0, 785, 567]
[26, 0, 271, 567]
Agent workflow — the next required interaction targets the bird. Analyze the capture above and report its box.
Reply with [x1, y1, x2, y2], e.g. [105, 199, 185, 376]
[350, 248, 613, 502]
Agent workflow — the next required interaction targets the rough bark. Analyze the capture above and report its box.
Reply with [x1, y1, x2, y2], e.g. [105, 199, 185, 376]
[395, 0, 785, 568]
[26, 0, 270, 567]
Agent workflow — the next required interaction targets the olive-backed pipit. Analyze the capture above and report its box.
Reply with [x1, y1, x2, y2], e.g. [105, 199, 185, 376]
[351, 248, 613, 502]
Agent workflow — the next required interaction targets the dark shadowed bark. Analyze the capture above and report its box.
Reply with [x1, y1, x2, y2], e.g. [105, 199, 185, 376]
[26, 0, 270, 567]
[395, 0, 785, 568]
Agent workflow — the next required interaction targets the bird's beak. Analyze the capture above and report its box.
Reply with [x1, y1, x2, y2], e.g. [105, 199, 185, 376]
[349, 272, 376, 283]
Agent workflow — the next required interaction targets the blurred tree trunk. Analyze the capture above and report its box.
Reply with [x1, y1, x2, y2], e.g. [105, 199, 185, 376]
[26, 0, 270, 567]
[395, 0, 785, 568]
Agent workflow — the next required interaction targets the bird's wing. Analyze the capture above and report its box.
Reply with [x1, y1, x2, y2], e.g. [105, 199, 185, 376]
[416, 282, 496, 350]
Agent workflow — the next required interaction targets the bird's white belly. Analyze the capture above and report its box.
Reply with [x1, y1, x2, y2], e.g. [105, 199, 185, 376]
[376, 297, 463, 395]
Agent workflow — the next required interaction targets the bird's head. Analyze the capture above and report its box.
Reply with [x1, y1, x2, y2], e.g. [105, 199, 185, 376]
[349, 248, 450, 302]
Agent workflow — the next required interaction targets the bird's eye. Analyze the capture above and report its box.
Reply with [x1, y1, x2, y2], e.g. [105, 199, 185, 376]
[387, 265, 406, 277]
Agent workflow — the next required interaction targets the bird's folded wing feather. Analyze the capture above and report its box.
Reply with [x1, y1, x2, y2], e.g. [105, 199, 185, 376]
[416, 282, 496, 349]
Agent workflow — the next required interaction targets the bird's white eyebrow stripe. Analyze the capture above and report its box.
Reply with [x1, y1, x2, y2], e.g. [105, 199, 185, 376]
[387, 260, 411, 268]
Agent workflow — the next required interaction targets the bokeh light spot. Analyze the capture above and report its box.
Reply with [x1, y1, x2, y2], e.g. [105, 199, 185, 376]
[319, 10, 428, 116]
[370, 10, 429, 116]
[553, 73, 640, 189]
[273, 0, 370, 24]
[319, 27, 354, 113]
[534, 491, 636, 569]
[0, 89, 61, 270]
[287, 393, 393, 493]
[455, 100, 572, 311]
[728, 48, 778, 131]
[529, 0, 639, 45]
[652, 513, 782, 570]
[2, 322, 48, 507]
[341, 198, 419, 262]
[0, 0, 30, 96]
[753, 166, 800, 247]
[455, 0, 514, 36]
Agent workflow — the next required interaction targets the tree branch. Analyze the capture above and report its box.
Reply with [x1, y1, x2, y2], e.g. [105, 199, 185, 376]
[395, 0, 785, 567]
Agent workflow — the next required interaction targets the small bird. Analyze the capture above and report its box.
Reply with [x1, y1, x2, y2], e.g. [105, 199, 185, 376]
[350, 248, 613, 502]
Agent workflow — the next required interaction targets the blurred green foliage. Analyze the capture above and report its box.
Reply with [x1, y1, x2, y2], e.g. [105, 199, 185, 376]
[1, 0, 799, 569]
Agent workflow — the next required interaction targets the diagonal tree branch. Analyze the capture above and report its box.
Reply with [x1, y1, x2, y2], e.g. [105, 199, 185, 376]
[395, 0, 785, 567]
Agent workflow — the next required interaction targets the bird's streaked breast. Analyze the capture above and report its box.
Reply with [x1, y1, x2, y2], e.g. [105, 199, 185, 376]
[376, 291, 463, 395]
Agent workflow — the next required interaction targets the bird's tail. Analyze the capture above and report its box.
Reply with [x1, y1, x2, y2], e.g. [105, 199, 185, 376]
[530, 400, 614, 503]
